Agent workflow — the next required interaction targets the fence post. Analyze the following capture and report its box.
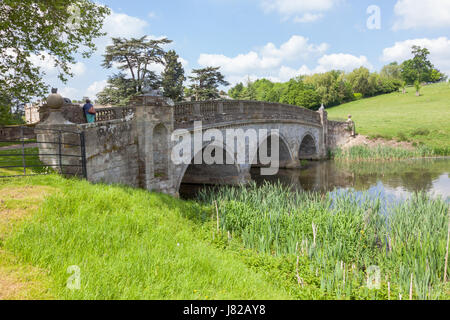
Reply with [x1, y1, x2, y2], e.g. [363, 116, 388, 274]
[21, 126, 26, 175]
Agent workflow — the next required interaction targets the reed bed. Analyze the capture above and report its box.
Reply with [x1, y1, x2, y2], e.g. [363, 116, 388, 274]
[332, 145, 435, 162]
[199, 182, 450, 299]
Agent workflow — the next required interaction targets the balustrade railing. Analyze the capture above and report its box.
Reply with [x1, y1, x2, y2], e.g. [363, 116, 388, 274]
[174, 100, 321, 129]
[93, 100, 322, 129]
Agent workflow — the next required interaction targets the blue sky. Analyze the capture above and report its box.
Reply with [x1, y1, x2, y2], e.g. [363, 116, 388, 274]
[42, 0, 450, 101]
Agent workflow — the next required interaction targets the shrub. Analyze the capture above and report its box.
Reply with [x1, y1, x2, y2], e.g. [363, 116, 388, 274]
[353, 93, 363, 100]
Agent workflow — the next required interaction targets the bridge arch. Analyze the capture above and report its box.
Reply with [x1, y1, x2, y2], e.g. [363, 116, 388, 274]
[250, 131, 293, 168]
[298, 132, 318, 160]
[176, 140, 247, 192]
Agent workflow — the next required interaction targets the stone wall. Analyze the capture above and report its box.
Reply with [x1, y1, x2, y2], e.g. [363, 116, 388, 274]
[327, 120, 353, 150]
[80, 118, 139, 187]
[0, 126, 36, 141]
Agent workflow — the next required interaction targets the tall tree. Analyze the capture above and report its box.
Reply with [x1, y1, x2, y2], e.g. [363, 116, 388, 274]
[381, 62, 402, 80]
[401, 46, 436, 84]
[188, 67, 229, 101]
[102, 36, 172, 94]
[346, 67, 371, 96]
[0, 0, 110, 102]
[96, 73, 137, 106]
[161, 50, 185, 102]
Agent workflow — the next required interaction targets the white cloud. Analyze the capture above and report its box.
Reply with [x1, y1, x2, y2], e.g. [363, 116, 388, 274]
[95, 10, 149, 52]
[317, 54, 373, 72]
[276, 54, 372, 82]
[393, 0, 450, 30]
[198, 35, 328, 75]
[148, 11, 157, 19]
[293, 13, 324, 23]
[197, 35, 374, 86]
[381, 37, 450, 75]
[102, 10, 148, 39]
[262, 0, 339, 22]
[59, 87, 79, 99]
[70, 62, 86, 77]
[85, 80, 108, 100]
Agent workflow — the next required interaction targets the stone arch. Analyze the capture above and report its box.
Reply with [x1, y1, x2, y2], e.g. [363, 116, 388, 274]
[250, 131, 293, 168]
[299, 133, 318, 160]
[177, 140, 245, 191]
[153, 123, 169, 179]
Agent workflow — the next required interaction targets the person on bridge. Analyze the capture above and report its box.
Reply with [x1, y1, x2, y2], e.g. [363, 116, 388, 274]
[83, 99, 96, 123]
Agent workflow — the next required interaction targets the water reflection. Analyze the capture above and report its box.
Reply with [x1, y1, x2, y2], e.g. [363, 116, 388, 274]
[251, 158, 450, 201]
[180, 158, 450, 201]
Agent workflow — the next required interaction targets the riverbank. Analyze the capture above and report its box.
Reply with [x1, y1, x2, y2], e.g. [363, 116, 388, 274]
[1, 175, 449, 300]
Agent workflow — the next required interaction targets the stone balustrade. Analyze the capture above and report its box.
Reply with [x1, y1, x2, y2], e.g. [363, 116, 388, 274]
[94, 100, 322, 129]
[95, 107, 136, 122]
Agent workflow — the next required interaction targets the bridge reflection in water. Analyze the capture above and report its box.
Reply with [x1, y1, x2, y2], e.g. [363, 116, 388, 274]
[180, 158, 450, 201]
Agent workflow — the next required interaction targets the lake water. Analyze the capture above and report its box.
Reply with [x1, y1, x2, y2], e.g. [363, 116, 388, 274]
[181, 158, 450, 202]
[252, 157, 450, 202]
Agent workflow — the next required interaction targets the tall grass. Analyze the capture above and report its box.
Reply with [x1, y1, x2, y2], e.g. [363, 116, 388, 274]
[199, 182, 450, 299]
[332, 145, 436, 162]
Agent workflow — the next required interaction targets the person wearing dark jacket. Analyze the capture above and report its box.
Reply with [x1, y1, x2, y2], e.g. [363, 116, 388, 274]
[83, 99, 96, 123]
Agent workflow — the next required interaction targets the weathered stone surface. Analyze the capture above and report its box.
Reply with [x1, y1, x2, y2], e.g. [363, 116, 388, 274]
[36, 95, 351, 196]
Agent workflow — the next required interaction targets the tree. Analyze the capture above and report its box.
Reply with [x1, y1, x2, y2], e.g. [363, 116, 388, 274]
[346, 67, 371, 97]
[228, 82, 245, 99]
[401, 80, 407, 94]
[96, 73, 137, 106]
[401, 46, 434, 84]
[414, 80, 421, 97]
[161, 50, 185, 102]
[381, 62, 402, 80]
[188, 67, 229, 101]
[102, 36, 172, 94]
[430, 69, 445, 82]
[0, 0, 110, 119]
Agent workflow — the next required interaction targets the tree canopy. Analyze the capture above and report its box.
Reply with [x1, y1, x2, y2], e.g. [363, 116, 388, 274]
[0, 0, 110, 103]
[102, 36, 172, 94]
[228, 68, 402, 110]
[400, 45, 445, 84]
[187, 67, 229, 101]
[161, 50, 185, 102]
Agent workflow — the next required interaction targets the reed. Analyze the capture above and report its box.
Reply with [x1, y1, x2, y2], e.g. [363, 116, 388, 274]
[332, 145, 435, 162]
[199, 182, 450, 299]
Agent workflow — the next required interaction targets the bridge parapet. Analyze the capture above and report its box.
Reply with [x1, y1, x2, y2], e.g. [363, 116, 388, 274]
[174, 100, 321, 129]
[95, 106, 136, 122]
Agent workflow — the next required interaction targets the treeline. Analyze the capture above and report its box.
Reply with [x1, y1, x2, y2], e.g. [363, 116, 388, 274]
[228, 46, 447, 110]
[228, 68, 403, 110]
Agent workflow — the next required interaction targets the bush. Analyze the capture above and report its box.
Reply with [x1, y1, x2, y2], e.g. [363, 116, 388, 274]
[353, 93, 363, 100]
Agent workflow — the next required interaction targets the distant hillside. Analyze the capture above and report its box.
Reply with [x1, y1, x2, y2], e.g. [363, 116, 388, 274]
[326, 82, 450, 154]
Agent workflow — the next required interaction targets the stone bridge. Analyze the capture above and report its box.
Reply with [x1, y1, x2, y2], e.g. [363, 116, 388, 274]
[36, 93, 353, 196]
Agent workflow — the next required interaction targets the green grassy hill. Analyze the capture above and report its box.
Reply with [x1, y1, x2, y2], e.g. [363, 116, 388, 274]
[326, 82, 450, 154]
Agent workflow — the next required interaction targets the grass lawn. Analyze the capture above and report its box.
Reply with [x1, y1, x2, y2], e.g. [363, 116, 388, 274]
[327, 82, 450, 154]
[0, 175, 293, 300]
